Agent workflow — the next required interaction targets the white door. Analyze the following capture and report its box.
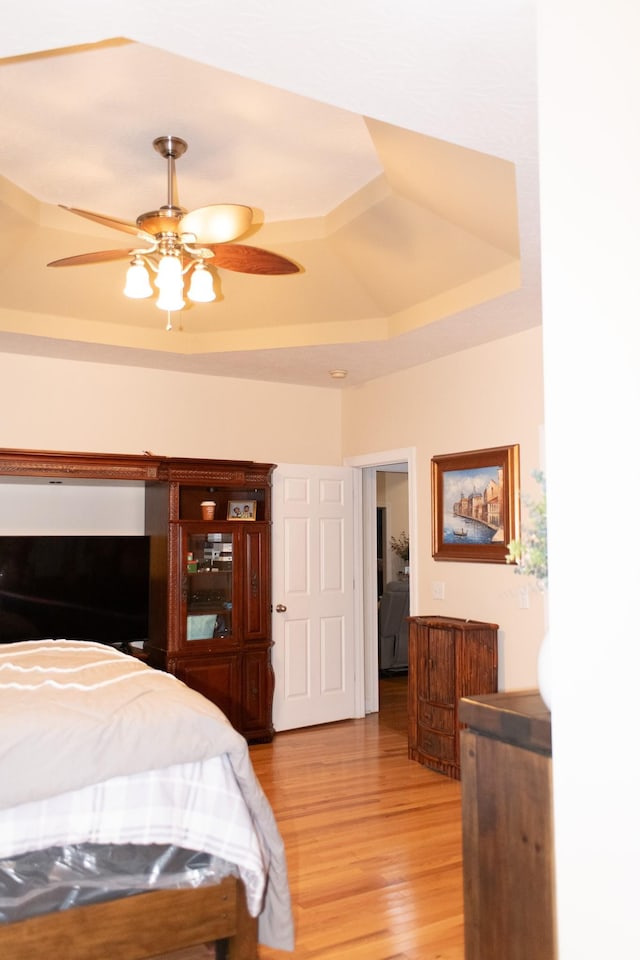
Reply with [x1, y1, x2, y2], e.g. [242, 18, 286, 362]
[271, 464, 356, 731]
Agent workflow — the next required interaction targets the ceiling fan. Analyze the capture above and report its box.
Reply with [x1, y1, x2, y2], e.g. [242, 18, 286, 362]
[47, 135, 301, 321]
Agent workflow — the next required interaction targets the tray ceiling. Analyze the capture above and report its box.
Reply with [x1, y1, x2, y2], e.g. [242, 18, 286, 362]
[0, 3, 539, 387]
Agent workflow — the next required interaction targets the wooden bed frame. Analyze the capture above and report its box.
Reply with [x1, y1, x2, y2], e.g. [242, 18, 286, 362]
[0, 875, 257, 960]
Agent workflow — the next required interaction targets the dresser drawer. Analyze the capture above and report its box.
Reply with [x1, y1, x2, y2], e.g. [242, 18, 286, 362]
[419, 701, 455, 733]
[419, 726, 456, 761]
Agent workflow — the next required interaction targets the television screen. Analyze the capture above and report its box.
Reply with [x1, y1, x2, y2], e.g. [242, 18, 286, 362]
[0, 535, 150, 647]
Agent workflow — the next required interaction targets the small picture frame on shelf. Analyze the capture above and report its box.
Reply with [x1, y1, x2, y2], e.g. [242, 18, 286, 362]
[227, 500, 257, 521]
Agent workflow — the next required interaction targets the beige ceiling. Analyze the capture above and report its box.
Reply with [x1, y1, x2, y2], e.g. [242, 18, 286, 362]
[0, 5, 540, 388]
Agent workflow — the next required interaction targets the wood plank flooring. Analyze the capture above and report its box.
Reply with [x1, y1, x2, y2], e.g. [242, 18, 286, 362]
[160, 675, 464, 960]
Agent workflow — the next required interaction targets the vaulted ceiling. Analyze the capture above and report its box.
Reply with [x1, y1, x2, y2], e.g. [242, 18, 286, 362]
[0, 3, 539, 387]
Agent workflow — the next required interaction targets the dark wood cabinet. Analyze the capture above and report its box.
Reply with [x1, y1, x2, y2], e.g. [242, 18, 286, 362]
[144, 457, 276, 743]
[0, 448, 276, 743]
[407, 615, 498, 779]
[175, 653, 243, 729]
[459, 691, 556, 960]
[242, 647, 275, 738]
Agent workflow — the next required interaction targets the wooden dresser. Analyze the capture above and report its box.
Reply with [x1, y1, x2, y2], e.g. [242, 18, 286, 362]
[459, 690, 556, 960]
[407, 615, 498, 779]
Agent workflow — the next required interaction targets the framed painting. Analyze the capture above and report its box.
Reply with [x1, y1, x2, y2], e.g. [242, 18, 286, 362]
[431, 444, 520, 563]
[227, 499, 257, 521]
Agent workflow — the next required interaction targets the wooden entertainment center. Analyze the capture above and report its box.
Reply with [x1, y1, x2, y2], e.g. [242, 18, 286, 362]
[0, 447, 276, 742]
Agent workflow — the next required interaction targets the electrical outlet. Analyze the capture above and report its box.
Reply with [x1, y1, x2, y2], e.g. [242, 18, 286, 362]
[432, 580, 445, 601]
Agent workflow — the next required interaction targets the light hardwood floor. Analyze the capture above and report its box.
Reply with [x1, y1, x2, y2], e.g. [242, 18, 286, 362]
[163, 675, 464, 960]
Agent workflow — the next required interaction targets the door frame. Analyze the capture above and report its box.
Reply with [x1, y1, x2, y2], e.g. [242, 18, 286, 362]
[345, 447, 418, 715]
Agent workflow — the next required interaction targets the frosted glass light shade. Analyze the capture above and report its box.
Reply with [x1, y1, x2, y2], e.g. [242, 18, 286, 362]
[156, 287, 185, 311]
[123, 260, 153, 299]
[155, 255, 185, 310]
[188, 264, 216, 302]
[155, 255, 184, 290]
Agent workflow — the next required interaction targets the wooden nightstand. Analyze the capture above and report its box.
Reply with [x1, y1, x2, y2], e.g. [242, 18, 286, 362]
[459, 690, 555, 960]
[407, 616, 498, 779]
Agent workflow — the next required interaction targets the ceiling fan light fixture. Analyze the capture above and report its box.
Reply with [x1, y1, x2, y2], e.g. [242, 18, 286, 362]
[155, 254, 184, 290]
[49, 136, 300, 329]
[154, 254, 185, 311]
[188, 262, 216, 303]
[156, 286, 185, 312]
[155, 254, 184, 312]
[123, 257, 153, 299]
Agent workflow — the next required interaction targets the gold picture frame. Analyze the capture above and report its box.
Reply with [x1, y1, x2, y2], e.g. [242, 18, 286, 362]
[227, 500, 257, 521]
[431, 444, 520, 563]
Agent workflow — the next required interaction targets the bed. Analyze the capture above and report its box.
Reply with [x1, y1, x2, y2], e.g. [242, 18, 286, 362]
[0, 639, 294, 959]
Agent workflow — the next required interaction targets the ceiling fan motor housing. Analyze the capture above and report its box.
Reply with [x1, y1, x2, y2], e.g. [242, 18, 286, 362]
[153, 135, 188, 160]
[136, 208, 185, 237]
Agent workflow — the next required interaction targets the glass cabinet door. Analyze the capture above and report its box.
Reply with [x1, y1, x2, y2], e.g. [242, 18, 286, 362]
[183, 529, 234, 642]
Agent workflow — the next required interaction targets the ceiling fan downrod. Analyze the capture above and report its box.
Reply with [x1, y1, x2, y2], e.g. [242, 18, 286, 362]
[153, 135, 188, 217]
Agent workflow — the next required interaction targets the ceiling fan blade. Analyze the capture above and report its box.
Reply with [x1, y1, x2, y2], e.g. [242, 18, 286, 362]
[60, 206, 155, 242]
[206, 243, 300, 275]
[180, 204, 254, 244]
[47, 249, 134, 267]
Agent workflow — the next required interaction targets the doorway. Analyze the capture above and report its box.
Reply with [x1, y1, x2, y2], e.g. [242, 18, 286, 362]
[345, 447, 417, 717]
[376, 468, 409, 682]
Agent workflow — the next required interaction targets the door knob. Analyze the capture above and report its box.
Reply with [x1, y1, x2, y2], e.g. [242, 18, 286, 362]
[275, 603, 287, 612]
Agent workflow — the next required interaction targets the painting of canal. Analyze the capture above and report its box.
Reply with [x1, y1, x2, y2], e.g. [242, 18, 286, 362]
[432, 445, 519, 563]
[442, 465, 504, 545]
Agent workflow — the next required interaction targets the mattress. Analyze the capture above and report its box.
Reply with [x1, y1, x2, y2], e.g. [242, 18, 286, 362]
[0, 754, 267, 919]
[0, 843, 238, 924]
[0, 639, 294, 951]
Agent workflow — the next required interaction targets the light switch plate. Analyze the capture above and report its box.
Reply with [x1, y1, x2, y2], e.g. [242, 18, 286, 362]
[432, 580, 445, 601]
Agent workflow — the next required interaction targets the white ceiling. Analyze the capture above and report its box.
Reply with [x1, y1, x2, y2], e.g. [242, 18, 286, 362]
[0, 2, 540, 389]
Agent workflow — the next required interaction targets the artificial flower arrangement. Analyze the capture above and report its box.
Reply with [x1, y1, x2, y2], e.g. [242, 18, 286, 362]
[507, 470, 548, 589]
[390, 531, 410, 563]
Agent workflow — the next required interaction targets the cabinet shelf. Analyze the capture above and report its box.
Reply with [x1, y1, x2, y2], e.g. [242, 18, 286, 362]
[188, 603, 231, 613]
[177, 481, 269, 524]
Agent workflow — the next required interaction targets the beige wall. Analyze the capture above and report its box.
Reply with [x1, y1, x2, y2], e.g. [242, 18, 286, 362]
[0, 481, 146, 535]
[0, 326, 544, 691]
[377, 471, 410, 582]
[0, 352, 342, 465]
[343, 326, 545, 691]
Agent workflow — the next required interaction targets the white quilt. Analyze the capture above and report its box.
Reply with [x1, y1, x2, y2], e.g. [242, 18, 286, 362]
[0, 639, 293, 950]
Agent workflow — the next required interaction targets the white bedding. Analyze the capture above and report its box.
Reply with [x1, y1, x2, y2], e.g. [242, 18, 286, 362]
[0, 756, 267, 917]
[0, 640, 293, 950]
